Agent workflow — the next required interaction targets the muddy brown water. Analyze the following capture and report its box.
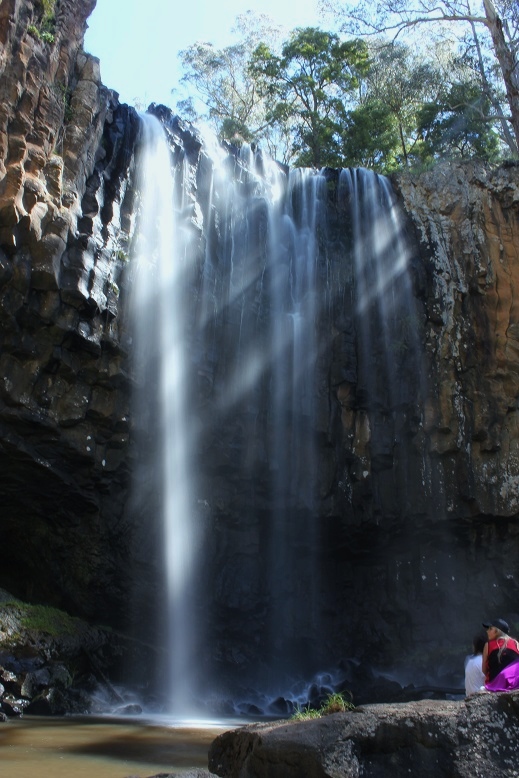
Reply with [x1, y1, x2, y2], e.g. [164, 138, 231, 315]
[0, 716, 230, 777]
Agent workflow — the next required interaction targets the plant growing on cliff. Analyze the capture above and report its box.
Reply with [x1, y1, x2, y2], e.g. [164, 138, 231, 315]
[40, 0, 57, 28]
[52, 81, 73, 122]
[27, 25, 54, 43]
[292, 704, 322, 720]
[28, 0, 57, 44]
[322, 691, 354, 713]
[41, 0, 56, 14]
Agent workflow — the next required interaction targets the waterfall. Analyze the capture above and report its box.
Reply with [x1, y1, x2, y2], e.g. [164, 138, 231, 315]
[341, 168, 421, 414]
[131, 114, 201, 717]
[265, 168, 325, 683]
[131, 111, 422, 715]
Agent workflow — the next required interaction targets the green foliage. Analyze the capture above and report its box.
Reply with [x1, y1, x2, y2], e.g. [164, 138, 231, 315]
[417, 80, 501, 162]
[321, 692, 354, 714]
[323, 0, 518, 156]
[357, 42, 446, 167]
[292, 691, 355, 720]
[28, 0, 56, 43]
[115, 248, 129, 263]
[41, 0, 56, 17]
[28, 24, 54, 44]
[40, 0, 56, 30]
[251, 27, 369, 167]
[341, 100, 400, 171]
[53, 81, 73, 122]
[177, 12, 286, 155]
[221, 117, 255, 143]
[176, 11, 510, 170]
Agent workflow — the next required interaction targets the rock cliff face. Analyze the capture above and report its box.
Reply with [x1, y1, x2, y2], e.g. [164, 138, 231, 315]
[1, 0, 519, 706]
[395, 162, 519, 518]
[0, 0, 140, 624]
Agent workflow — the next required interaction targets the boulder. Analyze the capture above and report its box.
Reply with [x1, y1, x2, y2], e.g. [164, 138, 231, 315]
[208, 693, 519, 777]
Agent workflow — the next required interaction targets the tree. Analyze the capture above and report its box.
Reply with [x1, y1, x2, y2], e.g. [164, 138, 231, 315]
[418, 80, 501, 160]
[176, 13, 285, 150]
[320, 0, 519, 155]
[250, 27, 369, 167]
[360, 42, 444, 166]
[341, 100, 401, 170]
[341, 39, 500, 169]
[460, 10, 517, 151]
[177, 40, 257, 140]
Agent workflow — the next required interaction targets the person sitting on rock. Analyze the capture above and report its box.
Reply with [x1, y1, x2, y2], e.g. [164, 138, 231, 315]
[482, 618, 519, 691]
[464, 632, 486, 695]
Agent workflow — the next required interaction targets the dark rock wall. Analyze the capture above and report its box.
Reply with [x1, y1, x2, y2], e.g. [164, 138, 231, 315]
[1, 0, 519, 698]
[0, 0, 140, 624]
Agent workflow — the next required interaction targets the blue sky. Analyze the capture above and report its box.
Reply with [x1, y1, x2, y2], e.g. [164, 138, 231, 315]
[84, 0, 323, 108]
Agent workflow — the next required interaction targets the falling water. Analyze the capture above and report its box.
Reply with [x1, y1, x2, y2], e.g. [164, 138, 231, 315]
[132, 111, 421, 713]
[341, 168, 422, 413]
[132, 114, 200, 716]
[190, 146, 329, 691]
[265, 168, 326, 683]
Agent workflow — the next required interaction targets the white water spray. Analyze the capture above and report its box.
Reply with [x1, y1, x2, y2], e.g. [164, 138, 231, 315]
[132, 115, 199, 716]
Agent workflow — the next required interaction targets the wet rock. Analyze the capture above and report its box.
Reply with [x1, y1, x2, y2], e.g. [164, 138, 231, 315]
[25, 687, 72, 716]
[0, 593, 152, 718]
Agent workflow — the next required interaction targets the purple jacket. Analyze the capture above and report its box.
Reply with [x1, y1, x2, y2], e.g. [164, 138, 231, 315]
[485, 659, 519, 692]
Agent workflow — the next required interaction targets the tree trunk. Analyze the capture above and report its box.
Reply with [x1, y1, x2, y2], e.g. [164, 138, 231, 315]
[469, 18, 518, 155]
[483, 0, 519, 153]
[398, 121, 409, 165]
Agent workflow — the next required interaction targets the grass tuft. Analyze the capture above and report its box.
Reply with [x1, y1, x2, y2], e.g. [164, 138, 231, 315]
[292, 691, 355, 720]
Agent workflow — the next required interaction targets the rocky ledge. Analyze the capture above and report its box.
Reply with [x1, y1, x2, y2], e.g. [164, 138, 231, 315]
[0, 588, 146, 719]
[204, 692, 519, 777]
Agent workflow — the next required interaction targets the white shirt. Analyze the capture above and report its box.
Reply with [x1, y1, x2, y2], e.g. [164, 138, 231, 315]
[465, 653, 485, 695]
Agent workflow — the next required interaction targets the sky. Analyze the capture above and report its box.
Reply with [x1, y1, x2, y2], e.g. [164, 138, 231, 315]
[83, 0, 324, 109]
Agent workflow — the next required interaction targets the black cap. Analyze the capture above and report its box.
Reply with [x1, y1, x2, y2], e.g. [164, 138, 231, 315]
[482, 618, 510, 634]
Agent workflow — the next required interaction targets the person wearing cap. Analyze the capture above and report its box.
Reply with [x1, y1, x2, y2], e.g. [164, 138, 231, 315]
[482, 618, 519, 688]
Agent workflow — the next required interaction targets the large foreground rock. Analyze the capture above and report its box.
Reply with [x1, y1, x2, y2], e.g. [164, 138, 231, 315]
[208, 693, 519, 777]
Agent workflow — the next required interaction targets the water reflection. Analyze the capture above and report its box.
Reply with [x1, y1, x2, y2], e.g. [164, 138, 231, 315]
[0, 716, 227, 778]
